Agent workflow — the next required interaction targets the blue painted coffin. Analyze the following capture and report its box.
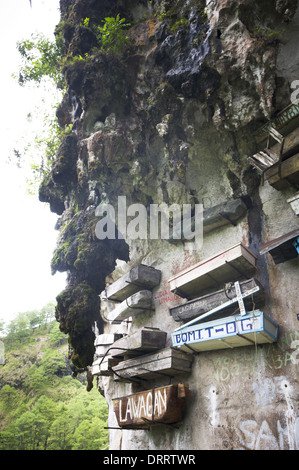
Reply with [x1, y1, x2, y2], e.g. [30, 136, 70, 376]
[171, 310, 278, 353]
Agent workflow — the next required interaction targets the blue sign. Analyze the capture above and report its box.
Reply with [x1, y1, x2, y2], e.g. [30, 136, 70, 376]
[172, 310, 278, 353]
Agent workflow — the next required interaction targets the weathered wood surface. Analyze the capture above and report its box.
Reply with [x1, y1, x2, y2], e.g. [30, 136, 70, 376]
[170, 278, 264, 323]
[105, 264, 161, 302]
[91, 356, 120, 376]
[101, 290, 153, 324]
[202, 198, 247, 234]
[94, 333, 125, 357]
[110, 328, 167, 359]
[260, 228, 299, 264]
[268, 126, 299, 161]
[287, 192, 299, 216]
[172, 310, 278, 353]
[94, 333, 124, 347]
[170, 198, 247, 241]
[113, 383, 189, 429]
[168, 243, 257, 300]
[112, 348, 193, 382]
[255, 103, 299, 143]
[264, 153, 299, 190]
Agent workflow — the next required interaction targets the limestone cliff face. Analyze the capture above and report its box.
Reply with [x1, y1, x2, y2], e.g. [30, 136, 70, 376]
[40, 0, 299, 450]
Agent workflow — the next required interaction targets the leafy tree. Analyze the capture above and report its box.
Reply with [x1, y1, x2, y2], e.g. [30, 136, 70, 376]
[0, 308, 109, 450]
[0, 385, 19, 412]
[16, 32, 64, 88]
[71, 416, 109, 450]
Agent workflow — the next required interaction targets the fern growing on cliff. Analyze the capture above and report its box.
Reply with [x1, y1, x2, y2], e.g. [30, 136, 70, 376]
[96, 14, 131, 54]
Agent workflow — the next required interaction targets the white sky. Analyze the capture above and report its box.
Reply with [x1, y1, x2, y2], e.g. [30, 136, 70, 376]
[0, 0, 67, 324]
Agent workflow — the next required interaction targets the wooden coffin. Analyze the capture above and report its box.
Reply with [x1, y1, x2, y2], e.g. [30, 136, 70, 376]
[171, 310, 278, 353]
[170, 198, 247, 241]
[287, 192, 299, 216]
[110, 328, 167, 359]
[113, 383, 189, 429]
[105, 264, 161, 302]
[168, 243, 257, 300]
[260, 228, 299, 264]
[102, 290, 153, 324]
[94, 333, 124, 357]
[255, 103, 299, 144]
[170, 278, 264, 323]
[92, 356, 120, 376]
[112, 347, 193, 382]
[264, 153, 299, 190]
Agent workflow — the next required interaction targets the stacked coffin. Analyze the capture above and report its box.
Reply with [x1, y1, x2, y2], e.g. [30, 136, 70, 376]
[92, 264, 162, 377]
[92, 333, 124, 376]
[248, 105, 299, 191]
[92, 264, 193, 381]
[168, 243, 279, 354]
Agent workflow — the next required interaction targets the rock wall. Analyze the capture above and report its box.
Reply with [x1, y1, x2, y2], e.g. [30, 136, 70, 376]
[41, 0, 299, 449]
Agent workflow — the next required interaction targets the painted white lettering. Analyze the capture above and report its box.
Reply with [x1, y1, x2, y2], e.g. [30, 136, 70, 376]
[146, 392, 152, 418]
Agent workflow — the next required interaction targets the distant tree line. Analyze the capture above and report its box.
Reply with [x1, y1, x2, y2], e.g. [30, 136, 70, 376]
[0, 302, 59, 350]
[0, 304, 109, 450]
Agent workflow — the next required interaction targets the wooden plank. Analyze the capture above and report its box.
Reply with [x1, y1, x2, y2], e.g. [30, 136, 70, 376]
[254, 103, 299, 143]
[112, 348, 193, 382]
[171, 310, 278, 353]
[168, 243, 257, 300]
[94, 333, 124, 347]
[101, 290, 153, 324]
[170, 199, 247, 240]
[110, 328, 167, 359]
[113, 383, 190, 429]
[287, 192, 299, 216]
[94, 333, 125, 357]
[267, 126, 299, 161]
[260, 228, 299, 264]
[169, 278, 264, 323]
[91, 356, 120, 376]
[105, 264, 161, 301]
[264, 153, 299, 190]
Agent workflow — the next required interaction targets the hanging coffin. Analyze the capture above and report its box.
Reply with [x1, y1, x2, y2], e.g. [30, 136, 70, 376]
[168, 243, 257, 300]
[112, 347, 193, 382]
[94, 333, 125, 357]
[109, 328, 167, 359]
[169, 278, 264, 323]
[260, 228, 299, 264]
[91, 356, 120, 376]
[101, 290, 153, 324]
[105, 264, 161, 302]
[171, 310, 278, 353]
[113, 383, 189, 429]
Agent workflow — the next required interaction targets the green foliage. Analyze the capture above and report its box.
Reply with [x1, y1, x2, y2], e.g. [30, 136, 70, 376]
[16, 32, 64, 88]
[97, 14, 131, 54]
[0, 305, 108, 450]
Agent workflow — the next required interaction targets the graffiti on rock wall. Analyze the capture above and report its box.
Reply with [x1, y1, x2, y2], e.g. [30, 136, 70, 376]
[212, 329, 299, 383]
[236, 417, 299, 450]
